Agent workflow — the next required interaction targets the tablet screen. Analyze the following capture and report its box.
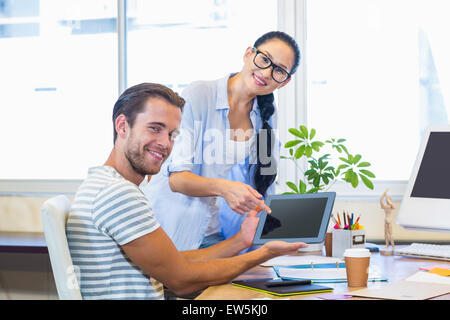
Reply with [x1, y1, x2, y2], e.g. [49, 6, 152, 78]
[260, 197, 329, 239]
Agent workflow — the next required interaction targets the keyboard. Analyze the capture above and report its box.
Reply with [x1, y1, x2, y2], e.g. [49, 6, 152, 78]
[395, 243, 450, 261]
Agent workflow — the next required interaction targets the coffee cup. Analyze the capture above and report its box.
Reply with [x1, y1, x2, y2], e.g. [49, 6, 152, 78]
[344, 248, 371, 287]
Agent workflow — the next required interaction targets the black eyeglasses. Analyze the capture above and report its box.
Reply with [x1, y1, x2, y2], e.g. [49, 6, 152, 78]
[251, 47, 291, 83]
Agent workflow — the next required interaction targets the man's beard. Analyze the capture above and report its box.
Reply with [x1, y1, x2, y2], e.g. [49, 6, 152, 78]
[125, 144, 161, 177]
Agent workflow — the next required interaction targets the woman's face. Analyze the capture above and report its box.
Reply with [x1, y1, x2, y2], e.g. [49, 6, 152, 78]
[242, 38, 295, 95]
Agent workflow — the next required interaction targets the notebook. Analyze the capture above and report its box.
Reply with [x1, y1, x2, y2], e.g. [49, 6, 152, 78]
[231, 278, 333, 296]
[273, 265, 387, 283]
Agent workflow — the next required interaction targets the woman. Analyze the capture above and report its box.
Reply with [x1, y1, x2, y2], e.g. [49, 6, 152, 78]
[145, 31, 301, 251]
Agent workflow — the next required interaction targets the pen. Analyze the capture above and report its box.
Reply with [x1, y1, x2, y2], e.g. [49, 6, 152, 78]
[265, 279, 312, 287]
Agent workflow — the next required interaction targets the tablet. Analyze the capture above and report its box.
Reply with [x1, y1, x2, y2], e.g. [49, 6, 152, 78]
[253, 192, 336, 245]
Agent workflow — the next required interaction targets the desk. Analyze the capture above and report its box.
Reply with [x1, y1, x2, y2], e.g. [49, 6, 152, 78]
[0, 231, 47, 254]
[196, 247, 450, 300]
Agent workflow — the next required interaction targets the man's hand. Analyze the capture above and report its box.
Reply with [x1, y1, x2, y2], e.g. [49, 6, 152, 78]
[219, 180, 271, 215]
[237, 208, 262, 248]
[262, 241, 308, 258]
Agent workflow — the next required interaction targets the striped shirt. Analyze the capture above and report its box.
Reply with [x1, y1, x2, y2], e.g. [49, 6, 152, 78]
[66, 166, 163, 300]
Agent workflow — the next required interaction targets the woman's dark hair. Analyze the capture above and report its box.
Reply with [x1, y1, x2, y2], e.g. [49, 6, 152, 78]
[253, 31, 301, 197]
[112, 83, 185, 143]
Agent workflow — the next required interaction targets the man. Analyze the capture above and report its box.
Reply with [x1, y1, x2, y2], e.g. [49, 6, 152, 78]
[66, 83, 306, 300]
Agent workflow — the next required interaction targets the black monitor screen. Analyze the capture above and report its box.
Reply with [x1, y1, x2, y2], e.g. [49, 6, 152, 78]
[411, 132, 450, 199]
[260, 197, 328, 239]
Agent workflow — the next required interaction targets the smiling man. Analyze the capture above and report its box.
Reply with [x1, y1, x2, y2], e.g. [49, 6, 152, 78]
[66, 83, 306, 300]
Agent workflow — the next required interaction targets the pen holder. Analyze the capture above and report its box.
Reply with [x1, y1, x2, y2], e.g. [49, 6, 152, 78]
[331, 229, 366, 258]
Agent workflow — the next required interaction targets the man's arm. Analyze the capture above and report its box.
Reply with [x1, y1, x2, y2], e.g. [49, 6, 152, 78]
[180, 208, 260, 262]
[121, 226, 304, 296]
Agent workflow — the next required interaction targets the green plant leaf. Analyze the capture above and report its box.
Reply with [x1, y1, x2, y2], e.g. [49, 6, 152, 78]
[357, 162, 371, 167]
[289, 148, 293, 156]
[286, 182, 299, 193]
[339, 157, 352, 165]
[299, 180, 307, 193]
[359, 174, 374, 190]
[310, 128, 316, 140]
[313, 176, 321, 187]
[307, 187, 320, 193]
[337, 164, 349, 171]
[337, 138, 346, 143]
[311, 141, 323, 152]
[359, 169, 375, 178]
[294, 145, 306, 159]
[285, 140, 302, 148]
[309, 159, 318, 169]
[353, 154, 362, 164]
[299, 125, 309, 139]
[351, 171, 359, 188]
[305, 145, 313, 157]
[340, 145, 349, 155]
[289, 128, 304, 139]
[282, 192, 296, 195]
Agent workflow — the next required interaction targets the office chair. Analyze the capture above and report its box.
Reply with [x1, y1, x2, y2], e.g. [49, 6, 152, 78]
[41, 195, 82, 300]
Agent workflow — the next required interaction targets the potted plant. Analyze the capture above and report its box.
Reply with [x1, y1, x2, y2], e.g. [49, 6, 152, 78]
[281, 125, 375, 194]
[279, 125, 376, 251]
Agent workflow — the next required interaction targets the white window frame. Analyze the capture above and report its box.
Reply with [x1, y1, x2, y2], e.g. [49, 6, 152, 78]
[0, 0, 407, 200]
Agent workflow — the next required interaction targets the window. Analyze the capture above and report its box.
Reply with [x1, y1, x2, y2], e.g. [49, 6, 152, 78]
[0, 0, 118, 179]
[306, 0, 450, 181]
[0, 0, 277, 183]
[126, 0, 277, 92]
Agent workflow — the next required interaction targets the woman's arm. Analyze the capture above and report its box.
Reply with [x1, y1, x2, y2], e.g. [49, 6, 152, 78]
[169, 171, 271, 215]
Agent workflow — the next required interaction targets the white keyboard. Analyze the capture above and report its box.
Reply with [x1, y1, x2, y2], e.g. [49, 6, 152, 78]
[395, 243, 450, 261]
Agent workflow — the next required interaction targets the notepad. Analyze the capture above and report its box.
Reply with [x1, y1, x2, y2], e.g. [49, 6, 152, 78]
[273, 265, 387, 283]
[232, 278, 333, 296]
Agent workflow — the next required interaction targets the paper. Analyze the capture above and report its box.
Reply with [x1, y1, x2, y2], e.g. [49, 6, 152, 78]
[261, 255, 343, 267]
[348, 280, 450, 300]
[418, 265, 450, 271]
[429, 268, 450, 277]
[406, 271, 450, 285]
[275, 266, 387, 283]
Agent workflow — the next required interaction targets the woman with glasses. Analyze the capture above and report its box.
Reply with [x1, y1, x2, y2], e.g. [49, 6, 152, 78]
[145, 31, 301, 251]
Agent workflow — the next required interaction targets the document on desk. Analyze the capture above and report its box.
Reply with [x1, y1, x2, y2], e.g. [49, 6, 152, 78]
[349, 280, 450, 300]
[274, 265, 387, 283]
[406, 270, 450, 285]
[260, 255, 343, 267]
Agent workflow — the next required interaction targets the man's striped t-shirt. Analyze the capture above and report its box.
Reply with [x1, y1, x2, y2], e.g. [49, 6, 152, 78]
[66, 166, 163, 300]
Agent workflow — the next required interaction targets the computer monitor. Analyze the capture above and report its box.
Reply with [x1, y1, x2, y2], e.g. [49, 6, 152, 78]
[397, 126, 450, 232]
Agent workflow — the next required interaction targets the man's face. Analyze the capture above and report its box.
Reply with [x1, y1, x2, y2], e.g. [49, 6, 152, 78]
[124, 97, 182, 176]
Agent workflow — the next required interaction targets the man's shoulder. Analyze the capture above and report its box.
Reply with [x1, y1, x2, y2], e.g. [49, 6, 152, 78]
[79, 166, 144, 203]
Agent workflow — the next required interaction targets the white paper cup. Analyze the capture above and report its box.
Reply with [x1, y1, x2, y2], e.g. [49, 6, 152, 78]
[344, 248, 371, 287]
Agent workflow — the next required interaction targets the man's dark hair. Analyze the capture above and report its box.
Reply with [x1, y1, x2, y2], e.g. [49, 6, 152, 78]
[112, 83, 185, 143]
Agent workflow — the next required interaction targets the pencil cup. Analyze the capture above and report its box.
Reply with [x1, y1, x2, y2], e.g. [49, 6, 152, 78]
[331, 229, 365, 258]
[344, 248, 371, 287]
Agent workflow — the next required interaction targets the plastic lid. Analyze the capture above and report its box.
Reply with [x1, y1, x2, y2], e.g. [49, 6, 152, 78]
[343, 248, 371, 258]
